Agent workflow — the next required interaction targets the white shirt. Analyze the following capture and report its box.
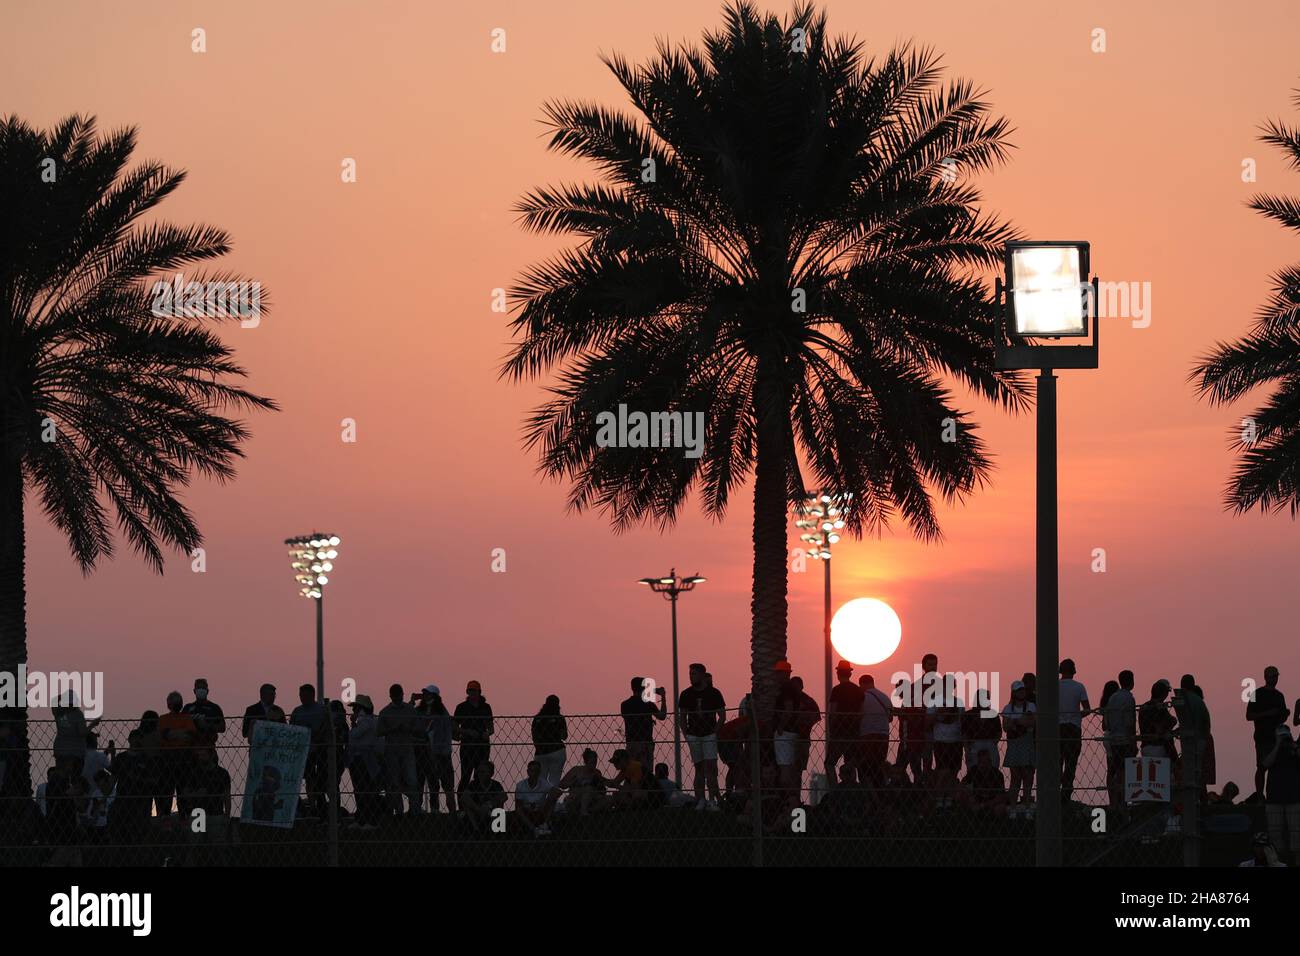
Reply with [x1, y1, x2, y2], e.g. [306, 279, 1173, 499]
[514, 777, 551, 807]
[860, 688, 893, 735]
[931, 697, 964, 742]
[1058, 679, 1089, 728]
[1105, 688, 1136, 742]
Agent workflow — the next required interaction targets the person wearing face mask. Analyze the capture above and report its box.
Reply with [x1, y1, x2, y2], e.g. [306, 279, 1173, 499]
[182, 678, 227, 762]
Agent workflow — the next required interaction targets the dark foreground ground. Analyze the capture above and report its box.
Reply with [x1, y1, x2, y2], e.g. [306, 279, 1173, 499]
[0, 800, 1262, 867]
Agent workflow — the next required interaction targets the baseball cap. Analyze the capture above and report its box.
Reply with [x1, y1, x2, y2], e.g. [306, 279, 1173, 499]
[350, 694, 374, 711]
[836, 660, 853, 672]
[1011, 680, 1025, 692]
[466, 680, 481, 693]
[773, 660, 793, 673]
[423, 684, 440, 696]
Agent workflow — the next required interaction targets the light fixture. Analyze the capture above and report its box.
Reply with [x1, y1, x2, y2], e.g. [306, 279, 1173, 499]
[285, 532, 341, 600]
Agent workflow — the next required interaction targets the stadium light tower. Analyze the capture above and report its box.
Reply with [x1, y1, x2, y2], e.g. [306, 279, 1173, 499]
[994, 241, 1100, 868]
[794, 492, 849, 718]
[286, 533, 341, 701]
[638, 569, 706, 786]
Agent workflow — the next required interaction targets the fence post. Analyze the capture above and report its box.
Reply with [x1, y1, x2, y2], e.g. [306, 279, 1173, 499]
[750, 712, 763, 867]
[325, 699, 339, 867]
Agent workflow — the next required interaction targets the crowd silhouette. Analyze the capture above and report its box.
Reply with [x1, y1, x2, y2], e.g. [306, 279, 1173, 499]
[1, 655, 1297, 867]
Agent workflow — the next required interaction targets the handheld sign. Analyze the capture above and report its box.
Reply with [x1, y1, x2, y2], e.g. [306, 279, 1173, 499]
[241, 721, 310, 828]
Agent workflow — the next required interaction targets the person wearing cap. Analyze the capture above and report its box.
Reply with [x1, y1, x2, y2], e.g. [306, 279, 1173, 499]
[182, 678, 227, 761]
[410, 684, 440, 813]
[825, 660, 864, 786]
[1001, 680, 1036, 806]
[679, 663, 725, 811]
[1057, 659, 1090, 803]
[453, 681, 494, 796]
[345, 694, 383, 827]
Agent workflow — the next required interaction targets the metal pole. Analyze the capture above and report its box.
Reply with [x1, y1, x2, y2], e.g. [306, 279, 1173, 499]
[824, 555, 832, 728]
[670, 592, 682, 787]
[326, 694, 339, 867]
[315, 594, 325, 703]
[1035, 369, 1061, 866]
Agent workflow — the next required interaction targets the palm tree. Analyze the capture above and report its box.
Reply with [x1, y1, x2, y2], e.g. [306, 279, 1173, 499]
[504, 2, 1027, 714]
[1193, 88, 1300, 513]
[0, 115, 275, 791]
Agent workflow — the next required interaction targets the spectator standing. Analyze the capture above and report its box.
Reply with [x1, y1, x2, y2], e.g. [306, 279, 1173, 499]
[1262, 727, 1300, 865]
[422, 686, 456, 813]
[1247, 667, 1288, 798]
[378, 683, 419, 814]
[1001, 681, 1036, 806]
[825, 661, 864, 785]
[532, 694, 568, 789]
[241, 684, 278, 742]
[290, 684, 330, 818]
[857, 675, 893, 785]
[157, 691, 197, 817]
[620, 677, 667, 772]
[453, 681, 494, 796]
[678, 663, 725, 810]
[346, 695, 384, 828]
[182, 678, 227, 759]
[1057, 659, 1090, 802]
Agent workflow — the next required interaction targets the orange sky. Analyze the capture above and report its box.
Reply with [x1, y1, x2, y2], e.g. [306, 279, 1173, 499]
[3, 0, 1299, 790]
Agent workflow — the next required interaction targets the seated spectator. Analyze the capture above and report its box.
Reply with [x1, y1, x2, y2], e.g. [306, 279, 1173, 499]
[961, 748, 1008, 816]
[555, 748, 609, 816]
[178, 745, 232, 822]
[513, 759, 555, 836]
[1209, 781, 1241, 807]
[654, 762, 692, 808]
[607, 749, 650, 809]
[819, 764, 867, 828]
[460, 760, 506, 830]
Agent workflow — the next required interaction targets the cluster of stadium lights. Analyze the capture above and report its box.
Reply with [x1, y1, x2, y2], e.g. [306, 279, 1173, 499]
[286, 533, 341, 599]
[794, 492, 850, 560]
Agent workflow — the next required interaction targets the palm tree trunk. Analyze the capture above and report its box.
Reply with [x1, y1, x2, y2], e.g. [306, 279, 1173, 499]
[0, 454, 29, 802]
[750, 360, 789, 720]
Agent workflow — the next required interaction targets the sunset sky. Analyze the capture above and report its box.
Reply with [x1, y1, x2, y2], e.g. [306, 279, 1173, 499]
[3, 0, 1299, 791]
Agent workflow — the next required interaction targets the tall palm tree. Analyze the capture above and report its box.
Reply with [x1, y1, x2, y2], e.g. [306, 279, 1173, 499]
[504, 2, 1027, 713]
[1193, 88, 1300, 513]
[0, 115, 275, 790]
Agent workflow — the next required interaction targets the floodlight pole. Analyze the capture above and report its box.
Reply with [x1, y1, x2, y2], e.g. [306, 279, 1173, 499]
[1035, 369, 1061, 866]
[995, 247, 1098, 869]
[822, 553, 832, 722]
[316, 593, 325, 703]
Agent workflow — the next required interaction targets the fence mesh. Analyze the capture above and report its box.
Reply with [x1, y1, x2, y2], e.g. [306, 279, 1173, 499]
[0, 702, 1250, 866]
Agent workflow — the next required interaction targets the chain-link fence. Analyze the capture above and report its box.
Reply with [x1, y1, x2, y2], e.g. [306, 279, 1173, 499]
[0, 701, 1254, 866]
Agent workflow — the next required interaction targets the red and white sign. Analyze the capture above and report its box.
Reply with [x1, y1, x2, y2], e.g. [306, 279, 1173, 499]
[1125, 756, 1171, 803]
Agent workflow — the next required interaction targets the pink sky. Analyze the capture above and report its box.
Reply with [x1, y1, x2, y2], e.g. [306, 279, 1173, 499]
[3, 0, 1299, 790]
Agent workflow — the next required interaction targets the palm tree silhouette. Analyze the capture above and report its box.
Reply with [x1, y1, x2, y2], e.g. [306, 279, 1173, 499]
[504, 2, 1027, 713]
[1193, 87, 1300, 514]
[0, 116, 276, 789]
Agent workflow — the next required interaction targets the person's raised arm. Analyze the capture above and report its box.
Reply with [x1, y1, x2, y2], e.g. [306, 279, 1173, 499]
[654, 687, 667, 721]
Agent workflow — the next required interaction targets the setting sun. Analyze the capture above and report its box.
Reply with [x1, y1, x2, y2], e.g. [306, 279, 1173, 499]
[830, 598, 903, 666]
